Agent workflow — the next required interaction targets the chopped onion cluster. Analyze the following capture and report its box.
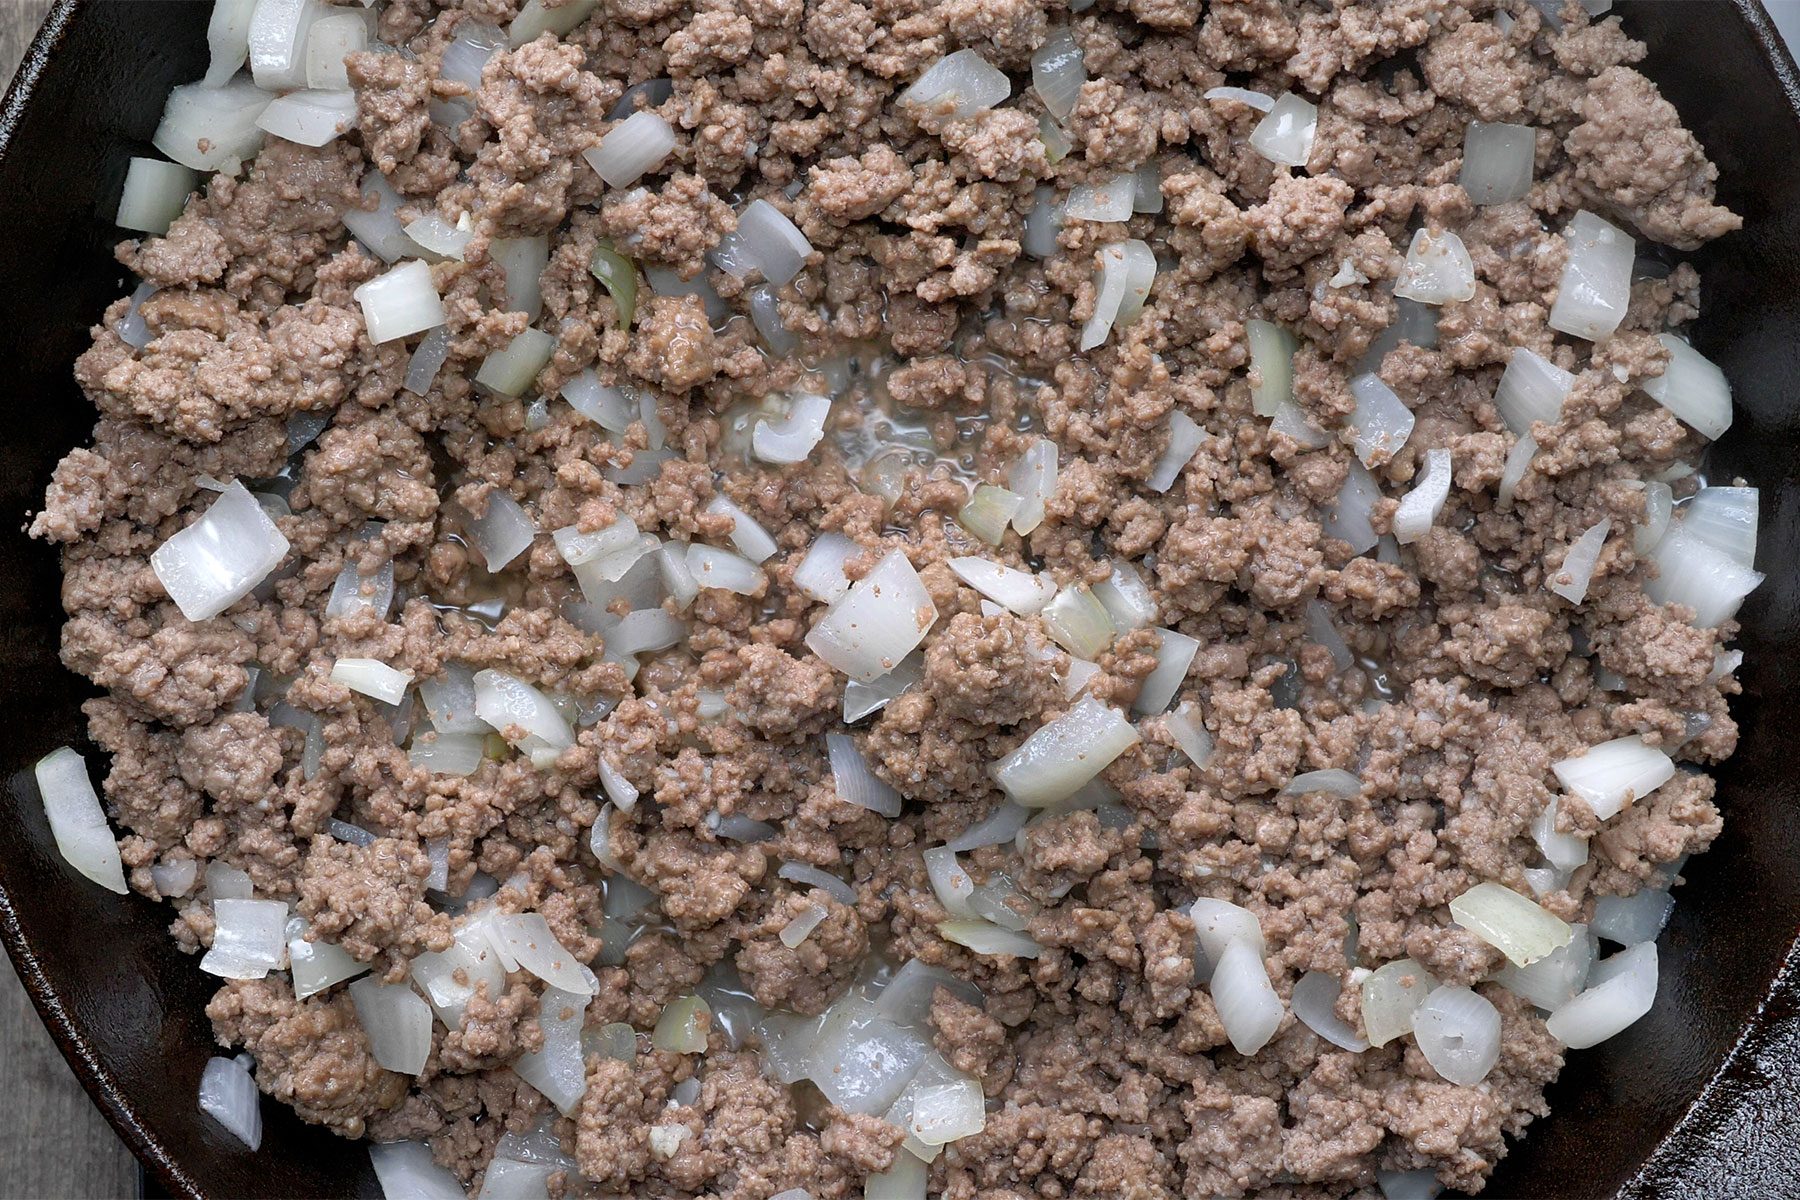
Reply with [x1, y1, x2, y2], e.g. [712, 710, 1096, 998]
[1495, 347, 1574, 435]
[198, 1055, 263, 1151]
[805, 550, 937, 682]
[1029, 30, 1085, 121]
[583, 110, 676, 188]
[1449, 881, 1572, 967]
[1079, 240, 1157, 352]
[1347, 372, 1414, 467]
[899, 49, 1011, 119]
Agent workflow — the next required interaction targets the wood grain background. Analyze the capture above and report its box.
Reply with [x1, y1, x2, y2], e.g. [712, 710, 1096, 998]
[0, 4, 141, 1197]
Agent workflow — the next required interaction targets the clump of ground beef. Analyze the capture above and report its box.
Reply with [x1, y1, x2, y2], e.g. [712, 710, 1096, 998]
[33, 0, 1752, 1196]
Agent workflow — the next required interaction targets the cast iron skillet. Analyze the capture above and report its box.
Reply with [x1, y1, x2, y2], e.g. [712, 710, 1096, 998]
[1, 2, 1797, 1196]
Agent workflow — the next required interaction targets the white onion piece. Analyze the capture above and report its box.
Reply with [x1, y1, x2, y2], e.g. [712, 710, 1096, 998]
[403, 213, 471, 261]
[1378, 1170, 1444, 1200]
[349, 981, 433, 1078]
[289, 921, 369, 1000]
[1460, 120, 1535, 205]
[198, 1056, 262, 1150]
[1188, 899, 1266, 981]
[724, 199, 813, 287]
[899, 48, 1010, 118]
[794, 533, 858, 603]
[1270, 400, 1331, 449]
[116, 157, 199, 236]
[1494, 347, 1574, 436]
[1282, 769, 1362, 797]
[958, 485, 1023, 546]
[327, 549, 394, 620]
[1064, 175, 1135, 223]
[910, 1076, 985, 1146]
[370, 1141, 464, 1200]
[154, 77, 271, 172]
[748, 283, 797, 356]
[409, 730, 486, 777]
[1360, 958, 1436, 1047]
[992, 698, 1139, 807]
[1360, 297, 1440, 373]
[256, 88, 356, 147]
[411, 925, 505, 1029]
[583, 110, 677, 188]
[331, 657, 413, 706]
[686, 543, 766, 596]
[1029, 30, 1085, 121]
[508, 0, 599, 46]
[705, 496, 778, 564]
[478, 1159, 556, 1200]
[1551, 735, 1674, 821]
[752, 393, 832, 464]
[938, 918, 1042, 959]
[1204, 86, 1274, 112]
[344, 171, 414, 263]
[656, 541, 700, 609]
[1166, 701, 1214, 768]
[1024, 185, 1064, 259]
[1250, 92, 1318, 167]
[1247, 319, 1297, 416]
[304, 12, 366, 90]
[608, 609, 684, 657]
[113, 280, 156, 349]
[948, 557, 1055, 615]
[923, 847, 977, 919]
[865, 1153, 928, 1199]
[875, 959, 983, 1028]
[33, 748, 127, 894]
[1530, 797, 1589, 873]
[1147, 410, 1206, 493]
[778, 862, 858, 908]
[205, 0, 257, 87]
[1134, 628, 1198, 716]
[1642, 334, 1733, 440]
[1063, 658, 1100, 699]
[151, 481, 289, 622]
[1498, 433, 1537, 506]
[1008, 439, 1058, 535]
[419, 664, 488, 735]
[1039, 584, 1115, 659]
[1496, 924, 1595, 1011]
[1548, 518, 1611, 604]
[805, 550, 937, 682]
[558, 374, 632, 435]
[492, 913, 595, 995]
[806, 999, 931, 1113]
[1348, 373, 1415, 467]
[473, 669, 572, 749]
[1682, 487, 1758, 568]
[466, 490, 535, 572]
[202, 898, 288, 980]
[475, 327, 556, 397]
[1545, 942, 1657, 1048]
[1323, 461, 1382, 556]
[1411, 986, 1500, 1085]
[1646, 525, 1764, 628]
[513, 985, 590, 1115]
[151, 857, 198, 897]
[1549, 211, 1634, 341]
[491, 235, 550, 320]
[354, 260, 445, 345]
[1450, 881, 1573, 967]
[1393, 448, 1452, 544]
[827, 733, 902, 817]
[553, 516, 639, 569]
[1592, 889, 1674, 946]
[947, 802, 1033, 853]
[1392, 228, 1476, 305]
[248, 0, 322, 90]
[207, 861, 255, 898]
[1094, 561, 1158, 630]
[1292, 971, 1369, 1052]
[1708, 648, 1744, 685]
[1079, 239, 1156, 351]
[779, 904, 829, 949]
[1210, 939, 1283, 1055]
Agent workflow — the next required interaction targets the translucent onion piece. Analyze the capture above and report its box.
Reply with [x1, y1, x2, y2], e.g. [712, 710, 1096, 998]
[938, 918, 1042, 959]
[204, 0, 257, 87]
[1496, 923, 1595, 1012]
[948, 557, 1055, 616]
[33, 748, 127, 894]
[1282, 769, 1362, 797]
[349, 978, 434, 1074]
[1040, 584, 1115, 659]
[585, 240, 638, 326]
[583, 110, 676, 187]
[331, 657, 413, 705]
[1247, 320, 1297, 417]
[490, 913, 594, 996]
[1545, 517, 1610, 605]
[865, 1154, 928, 1200]
[514, 985, 590, 1115]
[1306, 601, 1353, 674]
[993, 697, 1140, 807]
[1064, 175, 1135, 224]
[608, 609, 684, 658]
[1204, 85, 1275, 111]
[199, 897, 287, 981]
[326, 548, 394, 619]
[946, 802, 1033, 853]
[370, 1141, 464, 1200]
[1094, 561, 1158, 630]
[1393, 228, 1476, 305]
[1360, 958, 1435, 1047]
[289, 921, 369, 1000]
[806, 999, 931, 1113]
[910, 1076, 985, 1146]
[1023, 185, 1063, 259]
[1270, 400, 1331, 449]
[1592, 889, 1674, 946]
[923, 847, 977, 919]
[1378, 1169, 1444, 1200]
[1548, 211, 1634, 341]
[553, 515, 639, 569]
[354, 260, 445, 345]
[1359, 297, 1441, 374]
[419, 663, 488, 735]
[151, 857, 198, 897]
[1250, 92, 1318, 167]
[477, 1159, 556, 1200]
[1165, 701, 1214, 768]
[473, 669, 572, 749]
[1460, 120, 1535, 205]
[1412, 986, 1501, 1085]
[507, 0, 600, 47]
[1545, 942, 1657, 1048]
[343, 171, 413, 263]
[1063, 658, 1100, 700]
[114, 280, 156, 349]
[151, 481, 290, 622]
[958, 485, 1024, 546]
[1008, 439, 1058, 535]
[493, 235, 551, 319]
[409, 730, 486, 777]
[247, 0, 323, 90]
[705, 496, 778, 564]
[1210, 938, 1283, 1055]
[1188, 898, 1266, 981]
[1037, 114, 1072, 164]
[753, 393, 833, 464]
[198, 1055, 262, 1150]
[794, 532, 858, 603]
[1551, 735, 1675, 821]
[727, 198, 813, 287]
[1147, 410, 1206, 493]
[805, 550, 937, 682]
[1494, 347, 1574, 436]
[874, 960, 984, 1028]
[256, 88, 357, 147]
[116, 157, 199, 235]
[749, 284, 797, 356]
[898, 48, 1010, 118]
[1450, 881, 1574, 967]
[475, 327, 556, 397]
[1323, 460, 1382, 556]
[1292, 971, 1369, 1051]
[1646, 525, 1764, 628]
[207, 860, 255, 898]
[1393, 448, 1452, 544]
[969, 874, 1036, 932]
[780, 904, 829, 948]
[657, 541, 700, 609]
[827, 732, 903, 817]
[778, 861, 858, 908]
[1682, 487, 1758, 568]
[1079, 238, 1156, 350]
[1531, 797, 1589, 873]
[1348, 373, 1415, 467]
[1134, 628, 1198, 716]
[467, 490, 536, 572]
[1642, 334, 1733, 440]
[439, 20, 503, 95]
[1133, 162, 1164, 213]
[153, 77, 271, 172]
[756, 1011, 826, 1084]
[1029, 30, 1085, 121]
[686, 543, 766, 596]
[1498, 433, 1537, 506]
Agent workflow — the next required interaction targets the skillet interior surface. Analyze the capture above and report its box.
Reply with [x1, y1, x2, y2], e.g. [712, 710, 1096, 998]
[0, 2, 1796, 1196]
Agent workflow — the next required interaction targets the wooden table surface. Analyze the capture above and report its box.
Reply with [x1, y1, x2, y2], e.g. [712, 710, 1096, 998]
[0, 6, 142, 1197]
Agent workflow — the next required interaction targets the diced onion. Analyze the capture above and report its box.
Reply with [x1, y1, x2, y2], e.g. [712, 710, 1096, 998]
[475, 327, 556, 397]
[947, 803, 1033, 855]
[1094, 561, 1158, 630]
[402, 212, 472, 261]
[370, 1142, 464, 1200]
[1393, 228, 1476, 306]
[1247, 320, 1297, 417]
[958, 485, 1024, 546]
[1024, 186, 1063, 259]
[1008, 439, 1058, 535]
[923, 847, 977, 919]
[1204, 86, 1274, 112]
[1530, 797, 1589, 873]
[255, 88, 357, 147]
[508, 0, 599, 47]
[778, 861, 858, 908]
[1548, 211, 1634, 341]
[116, 157, 199, 236]
[1210, 939, 1283, 1055]
[805, 550, 936, 681]
[948, 557, 1055, 616]
[559, 370, 634, 432]
[1165, 701, 1214, 768]
[1134, 628, 1198, 715]
[289, 919, 369, 999]
[1063, 658, 1100, 699]
[248, 0, 322, 90]
[1551, 735, 1675, 821]
[794, 533, 858, 604]
[1147, 410, 1205, 493]
[909, 1077, 985, 1146]
[151, 481, 290, 622]
[1292, 971, 1369, 1052]
[198, 1056, 262, 1150]
[584, 110, 676, 188]
[467, 490, 536, 572]
[1378, 1171, 1444, 1200]
[1360, 958, 1435, 1047]
[749, 284, 797, 356]
[473, 669, 573, 750]
[114, 281, 156, 349]
[491, 912, 596, 995]
[1038, 114, 1072, 164]
[1495, 347, 1574, 436]
[1592, 889, 1674, 946]
[1348, 373, 1415, 467]
[419, 663, 489, 735]
[1496, 924, 1595, 1011]
[875, 959, 983, 1028]
[719, 199, 813, 287]
[350, 978, 432, 1075]
[706, 496, 778, 564]
[1360, 298, 1440, 373]
[1460, 121, 1535, 205]
[151, 857, 198, 897]
[938, 918, 1042, 959]
[1393, 448, 1452, 544]
[753, 393, 833, 464]
[409, 730, 486, 777]
[1449, 881, 1573, 967]
[331, 657, 413, 705]
[491, 234, 550, 320]
[780, 904, 829, 948]
[1029, 30, 1085, 121]
[993, 697, 1140, 807]
[304, 12, 367, 90]
[1545, 942, 1657, 1048]
[827, 732, 903, 817]
[201, 898, 288, 980]
[514, 985, 591, 1114]
[479, 1160, 557, 1200]
[354, 260, 445, 345]
[1498, 433, 1537, 506]
[1189, 898, 1265, 981]
[1642, 334, 1732, 440]
[207, 861, 255, 898]
[1250, 92, 1318, 167]
[607, 609, 684, 657]
[153, 77, 271, 172]
[205, 0, 257, 88]
[553, 515, 640, 571]
[344, 172, 414, 264]
[898, 49, 1010, 118]
[1271, 400, 1331, 449]
[687, 543, 767, 596]
[804, 998, 931, 1113]
[326, 548, 395, 620]
[33, 748, 127, 894]
[1547, 518, 1611, 604]
[1646, 525, 1764, 628]
[1411, 986, 1500, 1085]
[1064, 175, 1135, 223]
[1282, 769, 1362, 797]
[1039, 584, 1115, 658]
[655, 541, 700, 609]
[1682, 486, 1758, 567]
[1079, 238, 1157, 351]
[865, 1153, 928, 1199]
[1323, 461, 1382, 556]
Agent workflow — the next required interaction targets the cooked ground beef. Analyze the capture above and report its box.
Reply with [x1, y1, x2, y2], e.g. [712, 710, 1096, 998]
[33, 0, 1750, 1196]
